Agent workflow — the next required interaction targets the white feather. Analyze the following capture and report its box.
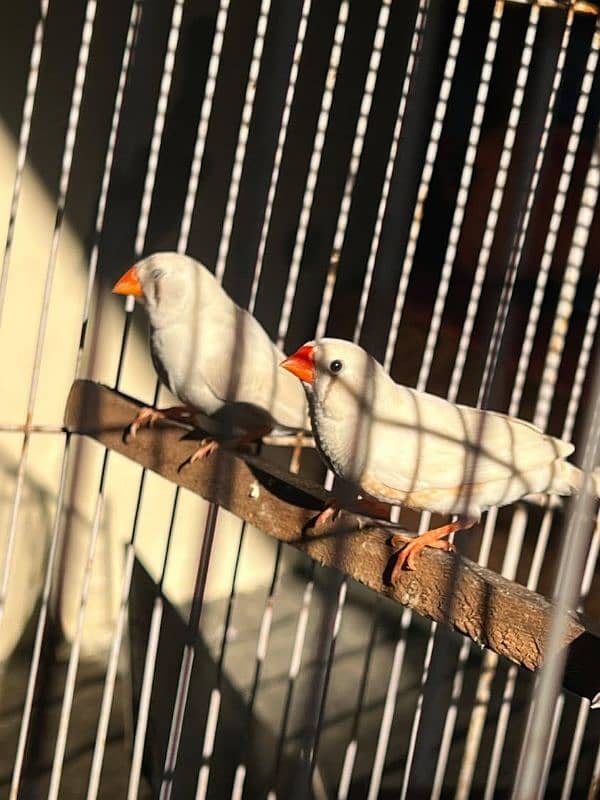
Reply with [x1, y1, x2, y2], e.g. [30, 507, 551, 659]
[303, 338, 588, 521]
[135, 252, 307, 434]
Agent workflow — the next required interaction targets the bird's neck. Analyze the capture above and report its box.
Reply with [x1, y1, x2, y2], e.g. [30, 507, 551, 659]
[146, 303, 189, 332]
[304, 387, 337, 472]
[305, 385, 368, 483]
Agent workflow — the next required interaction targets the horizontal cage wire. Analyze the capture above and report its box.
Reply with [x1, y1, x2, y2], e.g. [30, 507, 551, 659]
[0, 0, 599, 799]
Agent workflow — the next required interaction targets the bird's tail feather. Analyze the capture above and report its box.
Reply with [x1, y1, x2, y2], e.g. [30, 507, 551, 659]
[592, 467, 600, 498]
[554, 461, 600, 498]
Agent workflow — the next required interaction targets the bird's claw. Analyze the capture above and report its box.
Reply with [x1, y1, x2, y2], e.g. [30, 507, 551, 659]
[192, 438, 221, 461]
[388, 519, 467, 580]
[312, 502, 341, 532]
[178, 430, 266, 471]
[125, 408, 163, 443]
[178, 438, 220, 471]
[125, 406, 195, 443]
[389, 534, 456, 579]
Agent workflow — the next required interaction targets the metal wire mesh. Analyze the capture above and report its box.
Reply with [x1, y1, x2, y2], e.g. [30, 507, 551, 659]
[0, 0, 599, 798]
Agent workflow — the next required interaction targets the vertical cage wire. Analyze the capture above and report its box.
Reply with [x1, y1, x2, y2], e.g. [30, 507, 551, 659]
[375, 1, 509, 795]
[494, 98, 599, 800]
[0, 0, 49, 325]
[139, 0, 313, 795]
[265, 573, 315, 800]
[276, 2, 349, 349]
[166, 0, 348, 798]
[427, 7, 574, 796]
[364, 3, 540, 795]
[1, 0, 599, 798]
[448, 3, 539, 405]
[80, 8, 145, 796]
[255, 2, 401, 795]
[0, 3, 106, 796]
[104, 3, 270, 797]
[225, 4, 353, 796]
[7, 3, 143, 797]
[529, 158, 600, 800]
[121, 0, 233, 796]
[126, 493, 187, 800]
[289, 0, 433, 795]
[353, 0, 429, 343]
[352, 1, 472, 794]
[42, 0, 186, 796]
[133, 0, 186, 264]
[484, 172, 600, 800]
[314, 1, 432, 794]
[590, 741, 600, 798]
[0, 0, 97, 637]
[383, 0, 470, 372]
[511, 130, 600, 800]
[211, 4, 327, 794]
[199, 3, 348, 796]
[158, 2, 353, 796]
[368, 4, 596, 792]
[191, 1, 312, 795]
[214, 0, 272, 283]
[417, 0, 504, 393]
[454, 31, 600, 800]
[336, 602, 380, 800]
[476, 9, 574, 409]
[321, 1, 409, 785]
[315, 0, 394, 339]
[423, 0, 503, 767]
[248, 0, 312, 313]
[177, 0, 232, 255]
[515, 421, 600, 800]
[155, 501, 220, 800]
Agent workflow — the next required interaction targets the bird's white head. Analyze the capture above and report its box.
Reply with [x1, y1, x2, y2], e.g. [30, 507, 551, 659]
[112, 252, 217, 325]
[281, 338, 379, 420]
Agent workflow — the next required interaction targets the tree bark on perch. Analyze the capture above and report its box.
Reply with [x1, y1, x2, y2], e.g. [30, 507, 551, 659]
[64, 379, 600, 703]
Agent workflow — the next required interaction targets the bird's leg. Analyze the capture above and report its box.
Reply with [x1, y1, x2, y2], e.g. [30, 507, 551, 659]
[126, 405, 194, 441]
[390, 518, 476, 578]
[350, 497, 393, 521]
[182, 425, 272, 467]
[312, 499, 342, 531]
[312, 496, 390, 532]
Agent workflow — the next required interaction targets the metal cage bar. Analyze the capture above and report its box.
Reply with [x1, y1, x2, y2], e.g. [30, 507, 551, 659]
[0, 0, 50, 325]
[0, 0, 599, 797]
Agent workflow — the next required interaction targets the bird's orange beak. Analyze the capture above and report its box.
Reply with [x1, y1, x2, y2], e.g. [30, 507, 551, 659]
[112, 265, 143, 298]
[280, 344, 315, 384]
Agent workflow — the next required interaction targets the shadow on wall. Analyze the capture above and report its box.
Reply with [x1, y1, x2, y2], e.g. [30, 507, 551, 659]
[1, 0, 600, 659]
[2, 1, 598, 395]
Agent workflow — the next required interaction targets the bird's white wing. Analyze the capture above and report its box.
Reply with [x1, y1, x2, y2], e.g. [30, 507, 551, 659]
[368, 384, 573, 493]
[198, 305, 307, 431]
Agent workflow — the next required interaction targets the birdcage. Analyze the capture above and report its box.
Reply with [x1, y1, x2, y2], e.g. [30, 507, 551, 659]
[1, 0, 599, 797]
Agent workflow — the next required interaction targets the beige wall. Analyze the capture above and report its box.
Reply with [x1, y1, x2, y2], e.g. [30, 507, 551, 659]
[0, 120, 290, 659]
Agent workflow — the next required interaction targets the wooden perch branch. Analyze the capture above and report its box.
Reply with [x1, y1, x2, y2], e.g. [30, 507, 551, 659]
[64, 379, 600, 702]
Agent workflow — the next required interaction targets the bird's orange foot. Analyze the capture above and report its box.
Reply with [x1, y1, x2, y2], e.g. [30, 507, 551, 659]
[388, 518, 473, 581]
[126, 408, 164, 441]
[179, 427, 270, 470]
[390, 533, 456, 579]
[191, 437, 221, 461]
[311, 500, 343, 532]
[310, 496, 391, 535]
[179, 437, 220, 469]
[126, 405, 194, 442]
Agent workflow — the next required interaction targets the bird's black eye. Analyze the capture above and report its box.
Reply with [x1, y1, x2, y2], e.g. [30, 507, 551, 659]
[151, 268, 164, 281]
[329, 359, 343, 374]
